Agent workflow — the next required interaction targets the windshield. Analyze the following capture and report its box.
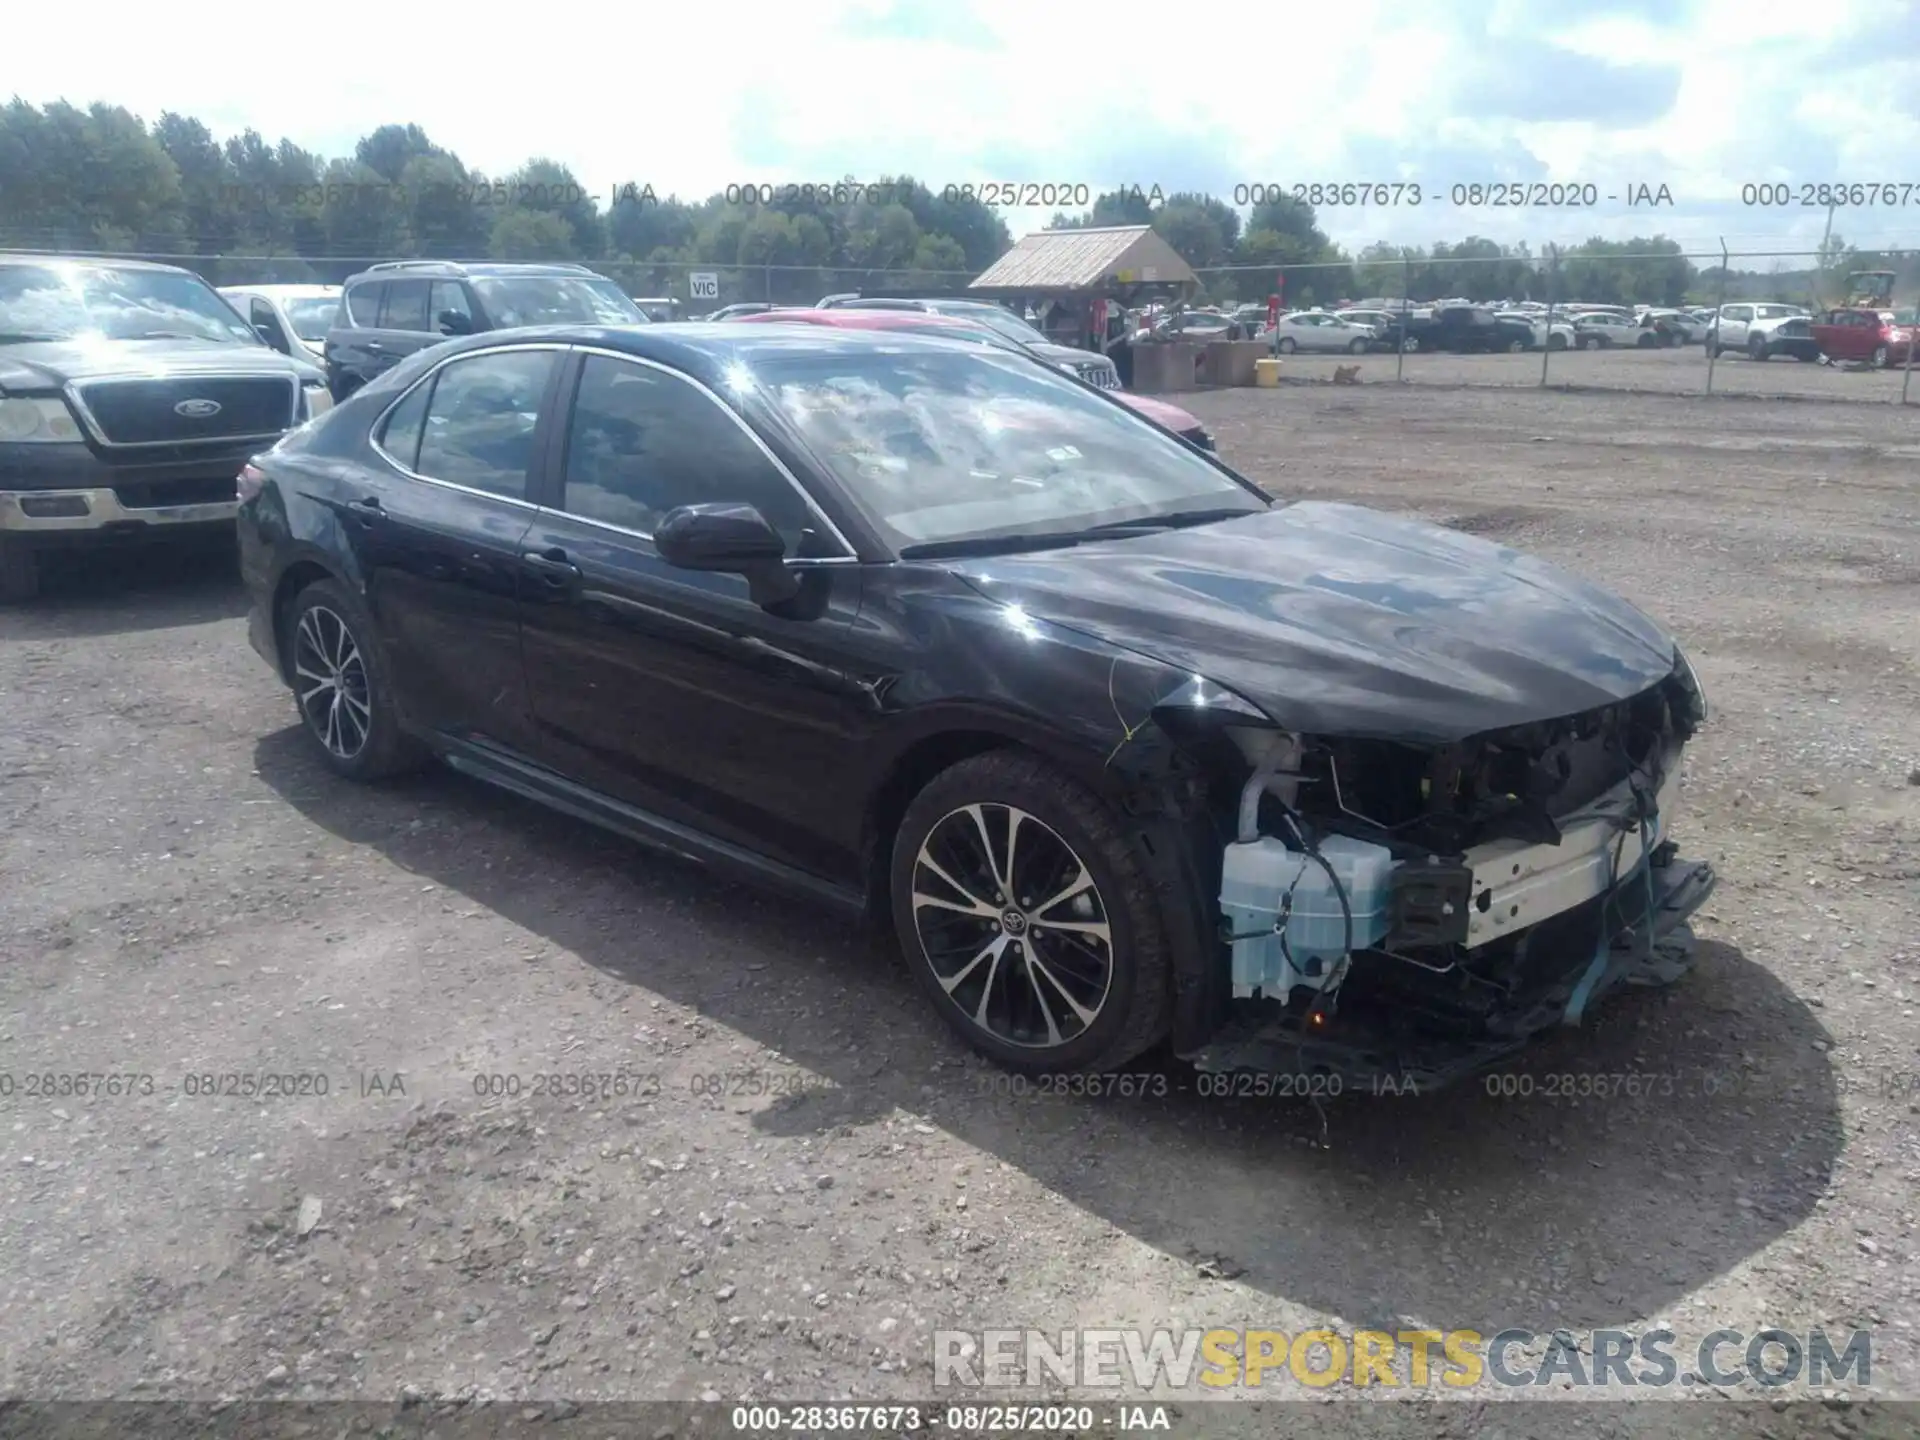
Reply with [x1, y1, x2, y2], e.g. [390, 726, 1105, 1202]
[471, 276, 646, 327]
[928, 303, 1051, 347]
[282, 296, 340, 342]
[756, 348, 1262, 552]
[0, 264, 261, 345]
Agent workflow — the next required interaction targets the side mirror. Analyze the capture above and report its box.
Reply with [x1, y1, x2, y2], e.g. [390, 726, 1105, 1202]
[654, 502, 801, 608]
[255, 322, 289, 354]
[436, 310, 473, 336]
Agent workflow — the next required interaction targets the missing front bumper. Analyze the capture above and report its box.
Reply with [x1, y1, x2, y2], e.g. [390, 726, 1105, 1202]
[1186, 850, 1717, 1091]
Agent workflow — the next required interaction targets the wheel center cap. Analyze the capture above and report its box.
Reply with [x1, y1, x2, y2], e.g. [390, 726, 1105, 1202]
[1001, 910, 1028, 936]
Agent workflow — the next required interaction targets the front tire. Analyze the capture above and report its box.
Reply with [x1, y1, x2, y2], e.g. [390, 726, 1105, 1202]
[1548, 333, 1568, 351]
[890, 751, 1172, 1075]
[0, 536, 40, 603]
[1749, 337, 1770, 361]
[1348, 337, 1368, 354]
[1580, 335, 1602, 351]
[283, 578, 426, 782]
[1874, 344, 1890, 367]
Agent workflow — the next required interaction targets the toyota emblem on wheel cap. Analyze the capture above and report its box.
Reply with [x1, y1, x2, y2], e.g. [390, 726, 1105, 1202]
[174, 398, 222, 418]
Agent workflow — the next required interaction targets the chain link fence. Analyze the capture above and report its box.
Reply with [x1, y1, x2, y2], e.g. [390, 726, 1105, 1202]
[1190, 248, 1920, 404]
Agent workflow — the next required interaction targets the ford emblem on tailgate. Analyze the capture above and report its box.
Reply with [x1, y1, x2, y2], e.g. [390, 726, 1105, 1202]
[174, 398, 222, 418]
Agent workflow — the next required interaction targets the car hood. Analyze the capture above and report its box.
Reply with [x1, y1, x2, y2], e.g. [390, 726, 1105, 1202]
[0, 339, 323, 390]
[1117, 392, 1202, 432]
[946, 501, 1679, 743]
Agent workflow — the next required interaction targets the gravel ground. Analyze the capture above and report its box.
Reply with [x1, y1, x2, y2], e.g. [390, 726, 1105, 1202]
[2, 382, 1917, 1439]
[1272, 342, 1920, 404]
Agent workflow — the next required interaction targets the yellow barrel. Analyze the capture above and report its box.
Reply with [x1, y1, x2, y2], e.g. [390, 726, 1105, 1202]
[1254, 357, 1282, 387]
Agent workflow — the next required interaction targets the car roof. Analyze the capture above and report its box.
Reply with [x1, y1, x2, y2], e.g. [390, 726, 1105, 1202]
[732, 308, 989, 336]
[418, 322, 1007, 376]
[0, 252, 192, 275]
[345, 262, 597, 283]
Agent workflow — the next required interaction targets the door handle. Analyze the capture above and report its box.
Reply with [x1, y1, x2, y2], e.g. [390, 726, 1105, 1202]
[346, 495, 385, 528]
[520, 547, 581, 586]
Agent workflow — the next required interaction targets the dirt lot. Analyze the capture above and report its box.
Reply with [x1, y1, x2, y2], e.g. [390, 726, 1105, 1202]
[1277, 342, 1920, 404]
[2, 381, 1917, 1438]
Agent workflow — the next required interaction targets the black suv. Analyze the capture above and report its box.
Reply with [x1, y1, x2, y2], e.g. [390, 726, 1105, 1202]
[323, 261, 647, 401]
[0, 253, 328, 601]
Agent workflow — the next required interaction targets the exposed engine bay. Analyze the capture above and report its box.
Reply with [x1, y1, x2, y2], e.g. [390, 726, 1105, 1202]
[1191, 654, 1716, 1089]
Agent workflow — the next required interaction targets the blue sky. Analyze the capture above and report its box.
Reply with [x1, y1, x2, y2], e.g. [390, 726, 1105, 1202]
[8, 0, 1920, 262]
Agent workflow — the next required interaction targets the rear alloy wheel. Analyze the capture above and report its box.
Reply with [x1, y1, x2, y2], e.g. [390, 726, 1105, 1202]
[1276, 337, 1297, 354]
[285, 579, 425, 781]
[1873, 344, 1890, 367]
[891, 751, 1170, 1074]
[0, 536, 40, 603]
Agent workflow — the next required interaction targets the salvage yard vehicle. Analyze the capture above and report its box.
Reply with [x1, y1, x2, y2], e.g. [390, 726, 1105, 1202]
[1266, 311, 1374, 355]
[0, 254, 329, 602]
[725, 307, 1219, 453]
[1808, 307, 1915, 367]
[1744, 316, 1822, 363]
[1393, 305, 1534, 354]
[1706, 302, 1804, 357]
[323, 261, 646, 402]
[1566, 311, 1643, 349]
[239, 323, 1713, 1088]
[821, 295, 1125, 390]
[218, 283, 342, 366]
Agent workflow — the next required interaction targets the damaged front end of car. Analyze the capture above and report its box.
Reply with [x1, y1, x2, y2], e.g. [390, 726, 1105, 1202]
[1158, 651, 1715, 1090]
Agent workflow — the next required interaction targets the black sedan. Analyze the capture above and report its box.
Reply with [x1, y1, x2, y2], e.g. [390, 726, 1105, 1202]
[238, 324, 1714, 1087]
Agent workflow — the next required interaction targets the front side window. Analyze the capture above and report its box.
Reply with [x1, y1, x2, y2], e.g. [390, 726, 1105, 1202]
[412, 350, 556, 499]
[755, 348, 1262, 552]
[430, 282, 474, 333]
[560, 356, 815, 543]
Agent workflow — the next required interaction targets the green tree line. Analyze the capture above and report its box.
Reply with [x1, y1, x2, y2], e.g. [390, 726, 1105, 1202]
[1, 102, 1888, 309]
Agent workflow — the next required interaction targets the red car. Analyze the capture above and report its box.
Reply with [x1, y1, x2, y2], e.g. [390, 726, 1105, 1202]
[1809, 307, 1916, 367]
[724, 307, 1220, 455]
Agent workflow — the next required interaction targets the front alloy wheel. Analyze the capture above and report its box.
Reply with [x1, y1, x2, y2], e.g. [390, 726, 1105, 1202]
[911, 804, 1111, 1049]
[891, 752, 1171, 1073]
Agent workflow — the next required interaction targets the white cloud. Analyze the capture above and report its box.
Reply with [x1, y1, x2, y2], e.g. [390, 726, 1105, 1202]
[5, 0, 1917, 257]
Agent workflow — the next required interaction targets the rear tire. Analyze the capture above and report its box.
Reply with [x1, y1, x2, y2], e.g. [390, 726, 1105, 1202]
[282, 578, 427, 782]
[1874, 344, 1890, 367]
[1547, 333, 1568, 351]
[1749, 337, 1769, 361]
[1348, 337, 1368, 354]
[1581, 335, 1602, 351]
[890, 750, 1172, 1075]
[0, 536, 39, 603]
[1276, 337, 1297, 354]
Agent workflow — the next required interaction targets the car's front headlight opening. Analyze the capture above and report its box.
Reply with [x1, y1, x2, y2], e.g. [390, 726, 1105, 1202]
[0, 396, 84, 444]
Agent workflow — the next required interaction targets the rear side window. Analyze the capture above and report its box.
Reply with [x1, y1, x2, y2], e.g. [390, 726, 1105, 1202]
[413, 349, 556, 500]
[346, 282, 385, 325]
[376, 378, 433, 471]
[380, 280, 430, 331]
